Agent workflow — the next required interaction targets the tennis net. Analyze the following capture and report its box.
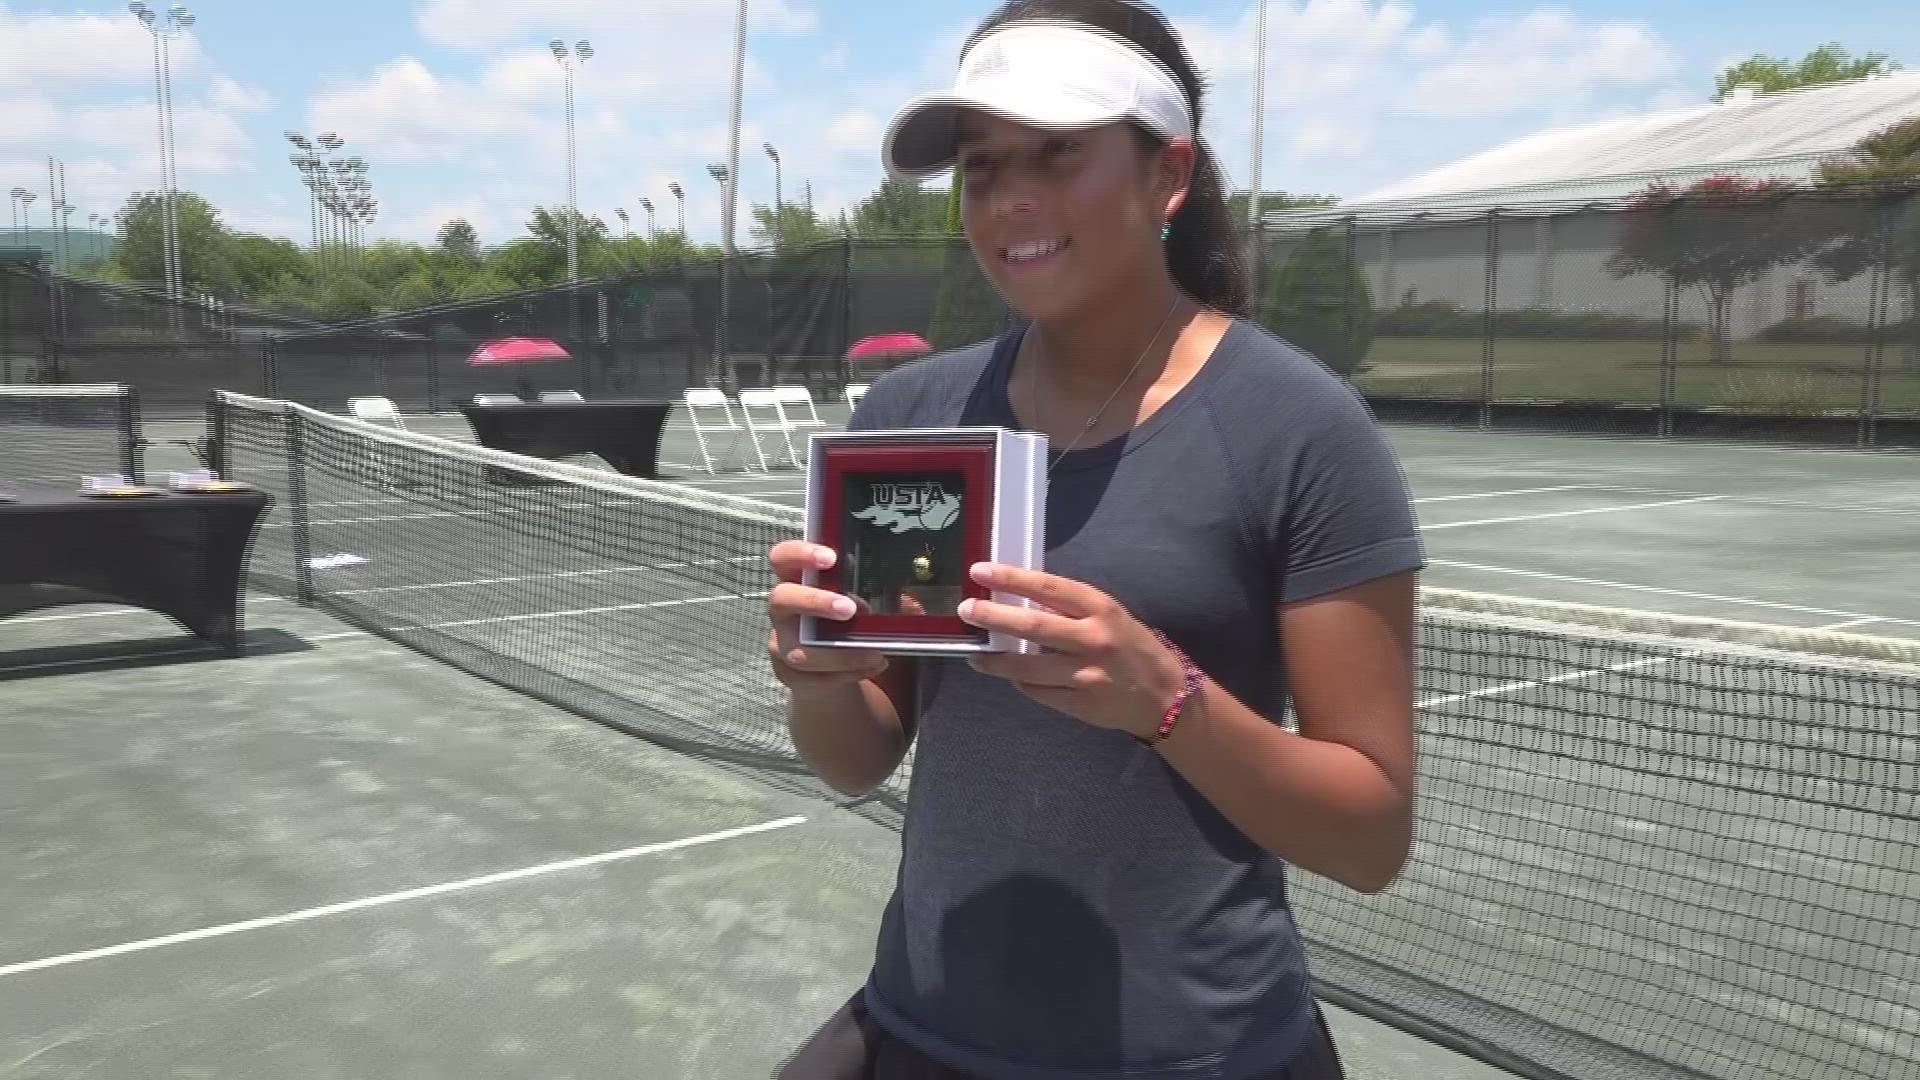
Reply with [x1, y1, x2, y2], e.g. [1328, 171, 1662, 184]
[0, 383, 142, 488]
[207, 389, 1919, 1080]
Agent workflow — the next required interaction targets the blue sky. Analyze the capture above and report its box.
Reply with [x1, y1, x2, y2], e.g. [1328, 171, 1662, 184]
[3, 0, 1915, 249]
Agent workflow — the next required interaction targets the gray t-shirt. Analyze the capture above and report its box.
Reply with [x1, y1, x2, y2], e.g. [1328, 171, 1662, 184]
[849, 318, 1425, 1079]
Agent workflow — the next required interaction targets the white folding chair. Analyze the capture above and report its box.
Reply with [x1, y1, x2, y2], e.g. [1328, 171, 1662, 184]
[473, 394, 520, 405]
[682, 387, 750, 474]
[347, 395, 407, 430]
[844, 382, 870, 410]
[775, 385, 829, 436]
[737, 387, 805, 470]
[346, 396, 407, 487]
[538, 390, 585, 402]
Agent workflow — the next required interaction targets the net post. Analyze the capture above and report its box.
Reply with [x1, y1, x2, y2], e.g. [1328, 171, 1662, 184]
[1858, 193, 1895, 450]
[427, 331, 443, 414]
[285, 407, 316, 604]
[262, 337, 279, 399]
[205, 390, 229, 478]
[1658, 278, 1678, 438]
[1478, 208, 1499, 431]
[119, 382, 143, 481]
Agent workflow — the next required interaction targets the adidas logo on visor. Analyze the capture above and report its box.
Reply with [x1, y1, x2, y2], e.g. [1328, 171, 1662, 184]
[964, 45, 1009, 80]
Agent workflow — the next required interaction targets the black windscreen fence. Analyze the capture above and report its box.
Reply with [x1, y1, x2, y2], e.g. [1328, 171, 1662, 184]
[9, 187, 1917, 445]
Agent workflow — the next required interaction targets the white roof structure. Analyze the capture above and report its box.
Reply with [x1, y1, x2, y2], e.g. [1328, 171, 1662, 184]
[1266, 72, 1920, 227]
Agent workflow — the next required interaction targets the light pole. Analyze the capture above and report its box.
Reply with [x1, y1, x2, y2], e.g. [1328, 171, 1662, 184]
[1247, 0, 1268, 296]
[667, 183, 685, 236]
[130, 2, 192, 302]
[10, 189, 34, 245]
[550, 38, 593, 282]
[724, 0, 746, 262]
[286, 132, 320, 264]
[614, 207, 630, 239]
[638, 197, 655, 236]
[764, 142, 781, 215]
[709, 163, 732, 387]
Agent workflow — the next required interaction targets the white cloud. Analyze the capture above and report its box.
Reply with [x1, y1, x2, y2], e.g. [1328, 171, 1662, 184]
[211, 76, 274, 112]
[0, 7, 203, 87]
[1397, 11, 1681, 117]
[0, 9, 256, 223]
[413, 0, 816, 52]
[1173, 0, 1687, 199]
[0, 92, 60, 144]
[308, 57, 570, 167]
[827, 111, 882, 154]
[69, 99, 254, 176]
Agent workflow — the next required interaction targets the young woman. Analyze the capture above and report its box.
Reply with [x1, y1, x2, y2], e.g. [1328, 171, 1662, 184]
[766, 2, 1423, 1077]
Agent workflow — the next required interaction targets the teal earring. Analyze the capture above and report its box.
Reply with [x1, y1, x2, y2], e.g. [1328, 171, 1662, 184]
[1161, 223, 1171, 242]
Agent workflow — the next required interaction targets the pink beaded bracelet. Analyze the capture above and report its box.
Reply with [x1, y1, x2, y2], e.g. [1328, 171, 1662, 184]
[1136, 629, 1202, 749]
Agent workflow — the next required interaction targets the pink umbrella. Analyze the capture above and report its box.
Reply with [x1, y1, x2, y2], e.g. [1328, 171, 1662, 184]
[468, 336, 572, 366]
[846, 332, 932, 361]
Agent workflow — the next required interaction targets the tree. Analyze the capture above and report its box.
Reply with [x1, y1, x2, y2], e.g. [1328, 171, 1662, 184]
[849, 177, 952, 237]
[1259, 229, 1374, 375]
[112, 191, 232, 293]
[1815, 116, 1920, 188]
[223, 232, 310, 299]
[525, 206, 609, 251]
[929, 172, 1006, 348]
[1807, 118, 1920, 360]
[1713, 44, 1902, 101]
[747, 202, 837, 252]
[1228, 191, 1340, 224]
[487, 237, 565, 289]
[437, 219, 480, 261]
[1606, 177, 1817, 362]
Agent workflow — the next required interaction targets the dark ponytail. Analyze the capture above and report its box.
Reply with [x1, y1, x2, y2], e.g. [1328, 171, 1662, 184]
[967, 0, 1251, 316]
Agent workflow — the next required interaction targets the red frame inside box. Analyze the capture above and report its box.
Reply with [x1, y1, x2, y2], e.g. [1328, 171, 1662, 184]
[815, 440, 995, 644]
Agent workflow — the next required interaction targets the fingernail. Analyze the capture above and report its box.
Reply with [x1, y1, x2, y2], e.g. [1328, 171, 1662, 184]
[970, 563, 993, 585]
[957, 598, 978, 623]
[815, 547, 837, 568]
[831, 596, 856, 619]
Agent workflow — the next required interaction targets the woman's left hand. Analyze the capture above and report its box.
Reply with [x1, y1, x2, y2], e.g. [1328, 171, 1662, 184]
[958, 562, 1187, 739]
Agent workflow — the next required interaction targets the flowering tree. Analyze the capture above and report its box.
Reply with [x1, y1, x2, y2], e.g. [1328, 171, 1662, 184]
[1606, 176, 1816, 362]
[1807, 119, 1920, 350]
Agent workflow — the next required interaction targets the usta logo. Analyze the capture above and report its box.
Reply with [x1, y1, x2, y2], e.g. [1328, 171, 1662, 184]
[853, 480, 961, 533]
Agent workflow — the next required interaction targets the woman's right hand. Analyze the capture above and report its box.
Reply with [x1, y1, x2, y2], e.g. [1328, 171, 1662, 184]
[767, 539, 891, 694]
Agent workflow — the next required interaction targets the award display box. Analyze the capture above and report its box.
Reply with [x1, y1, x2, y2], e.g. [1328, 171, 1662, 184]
[800, 427, 1047, 655]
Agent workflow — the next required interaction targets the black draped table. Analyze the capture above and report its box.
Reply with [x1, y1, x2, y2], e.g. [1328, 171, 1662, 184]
[458, 400, 674, 478]
[0, 487, 273, 657]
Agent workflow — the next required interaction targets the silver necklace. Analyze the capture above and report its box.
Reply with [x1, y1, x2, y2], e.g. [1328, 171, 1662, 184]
[1031, 297, 1182, 472]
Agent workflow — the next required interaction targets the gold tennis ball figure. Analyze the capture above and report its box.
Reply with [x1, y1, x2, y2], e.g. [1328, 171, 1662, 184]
[912, 547, 934, 583]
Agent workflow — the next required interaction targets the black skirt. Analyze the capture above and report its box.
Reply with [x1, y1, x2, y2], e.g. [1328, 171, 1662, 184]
[773, 989, 1346, 1080]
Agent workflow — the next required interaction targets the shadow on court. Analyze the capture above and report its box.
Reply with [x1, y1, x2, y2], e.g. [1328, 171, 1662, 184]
[0, 596, 1519, 1079]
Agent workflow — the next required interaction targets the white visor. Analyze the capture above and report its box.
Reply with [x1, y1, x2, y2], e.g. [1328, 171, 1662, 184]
[882, 21, 1193, 180]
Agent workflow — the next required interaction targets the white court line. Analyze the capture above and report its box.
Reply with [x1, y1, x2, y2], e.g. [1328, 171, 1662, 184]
[0, 596, 296, 626]
[671, 471, 798, 486]
[0, 816, 807, 979]
[1428, 559, 1920, 630]
[1579, 483, 1920, 516]
[694, 484, 1603, 504]
[1424, 495, 1724, 531]
[1412, 485, 1592, 503]
[1419, 615, 1872, 712]
[327, 555, 759, 597]
[0, 646, 212, 673]
[1805, 616, 1882, 633]
[285, 497, 655, 529]
[418, 590, 766, 630]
